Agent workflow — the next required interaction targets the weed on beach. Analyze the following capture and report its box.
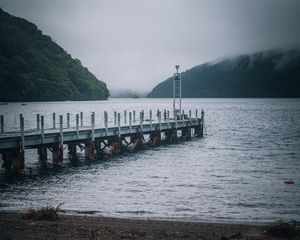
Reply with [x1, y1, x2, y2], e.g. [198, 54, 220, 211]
[22, 204, 62, 221]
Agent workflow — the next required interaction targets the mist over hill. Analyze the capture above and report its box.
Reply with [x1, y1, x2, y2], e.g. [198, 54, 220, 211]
[109, 89, 147, 98]
[148, 49, 300, 98]
[0, 8, 109, 101]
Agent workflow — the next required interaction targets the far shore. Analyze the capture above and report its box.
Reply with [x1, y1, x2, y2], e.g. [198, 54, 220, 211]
[0, 211, 292, 240]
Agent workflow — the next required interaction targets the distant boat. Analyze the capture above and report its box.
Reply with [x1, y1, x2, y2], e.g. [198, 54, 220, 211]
[21, 103, 27, 106]
[0, 102, 8, 105]
[132, 94, 140, 99]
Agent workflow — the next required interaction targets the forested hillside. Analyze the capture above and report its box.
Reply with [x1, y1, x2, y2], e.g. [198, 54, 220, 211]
[148, 49, 300, 98]
[0, 8, 109, 101]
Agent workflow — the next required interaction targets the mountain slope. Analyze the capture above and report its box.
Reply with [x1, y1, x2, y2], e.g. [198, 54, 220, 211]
[148, 49, 300, 98]
[0, 8, 109, 101]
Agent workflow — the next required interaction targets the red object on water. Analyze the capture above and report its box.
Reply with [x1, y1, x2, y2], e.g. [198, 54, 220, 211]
[284, 180, 295, 184]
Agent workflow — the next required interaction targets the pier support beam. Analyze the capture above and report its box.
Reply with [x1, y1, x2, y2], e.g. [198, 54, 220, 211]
[68, 144, 77, 159]
[4, 149, 25, 171]
[130, 134, 143, 152]
[195, 126, 201, 137]
[181, 128, 192, 140]
[2, 152, 12, 169]
[38, 145, 47, 163]
[165, 130, 177, 143]
[149, 132, 161, 147]
[13, 149, 24, 170]
[107, 138, 122, 155]
[200, 110, 204, 137]
[195, 110, 204, 137]
[52, 144, 63, 166]
[0, 115, 4, 134]
[85, 141, 95, 160]
[94, 138, 105, 158]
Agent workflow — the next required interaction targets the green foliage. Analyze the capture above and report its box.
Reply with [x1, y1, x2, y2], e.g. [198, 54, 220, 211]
[0, 8, 109, 101]
[264, 220, 298, 238]
[22, 204, 62, 221]
[148, 49, 300, 98]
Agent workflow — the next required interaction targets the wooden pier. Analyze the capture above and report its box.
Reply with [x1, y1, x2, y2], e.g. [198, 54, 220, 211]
[0, 109, 204, 171]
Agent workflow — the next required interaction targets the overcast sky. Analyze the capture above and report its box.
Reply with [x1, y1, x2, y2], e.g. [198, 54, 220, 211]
[1, 0, 300, 93]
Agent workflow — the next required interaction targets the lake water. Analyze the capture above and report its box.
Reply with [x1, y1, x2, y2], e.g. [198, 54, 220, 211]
[0, 98, 300, 224]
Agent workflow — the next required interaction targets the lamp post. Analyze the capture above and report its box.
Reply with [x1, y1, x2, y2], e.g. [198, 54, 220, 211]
[173, 65, 182, 119]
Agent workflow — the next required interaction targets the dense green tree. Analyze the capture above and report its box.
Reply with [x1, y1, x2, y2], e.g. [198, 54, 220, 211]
[0, 8, 109, 101]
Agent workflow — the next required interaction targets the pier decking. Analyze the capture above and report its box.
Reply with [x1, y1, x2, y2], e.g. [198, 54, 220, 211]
[0, 109, 204, 170]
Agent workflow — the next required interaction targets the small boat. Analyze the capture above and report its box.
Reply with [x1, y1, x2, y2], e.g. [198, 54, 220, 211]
[21, 103, 27, 106]
[284, 180, 295, 184]
[0, 102, 8, 105]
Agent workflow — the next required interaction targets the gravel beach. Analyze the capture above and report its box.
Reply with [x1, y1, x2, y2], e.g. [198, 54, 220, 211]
[0, 211, 288, 240]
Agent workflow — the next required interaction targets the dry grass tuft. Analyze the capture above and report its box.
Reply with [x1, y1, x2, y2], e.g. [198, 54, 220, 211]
[23, 204, 62, 221]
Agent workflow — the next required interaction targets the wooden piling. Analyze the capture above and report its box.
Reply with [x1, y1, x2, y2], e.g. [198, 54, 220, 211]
[195, 110, 204, 137]
[67, 113, 70, 128]
[20, 116, 25, 152]
[80, 112, 83, 127]
[68, 144, 77, 159]
[201, 110, 204, 137]
[149, 132, 161, 147]
[118, 113, 121, 137]
[0, 115, 4, 133]
[104, 111, 108, 136]
[149, 110, 152, 130]
[52, 143, 63, 166]
[76, 114, 79, 139]
[182, 128, 191, 140]
[12, 149, 24, 170]
[133, 110, 136, 123]
[107, 138, 122, 155]
[10, 115, 25, 170]
[158, 111, 161, 131]
[165, 130, 177, 143]
[129, 112, 132, 133]
[2, 152, 12, 169]
[52, 115, 64, 166]
[52, 113, 56, 129]
[167, 111, 170, 128]
[38, 145, 47, 162]
[131, 134, 143, 152]
[175, 112, 178, 129]
[41, 115, 44, 143]
[124, 110, 127, 125]
[85, 141, 95, 160]
[91, 112, 95, 141]
[114, 111, 117, 125]
[139, 112, 143, 134]
[36, 114, 40, 131]
[59, 115, 63, 145]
